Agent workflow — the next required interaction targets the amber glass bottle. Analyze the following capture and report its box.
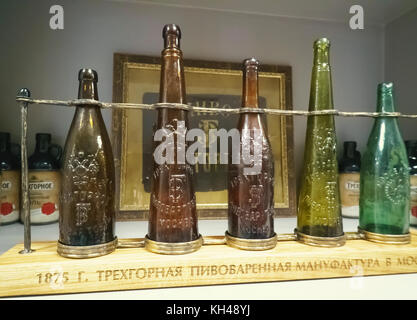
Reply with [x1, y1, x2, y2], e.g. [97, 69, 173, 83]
[145, 24, 202, 254]
[297, 38, 345, 247]
[27, 133, 62, 225]
[226, 58, 276, 250]
[0, 132, 20, 225]
[58, 69, 117, 258]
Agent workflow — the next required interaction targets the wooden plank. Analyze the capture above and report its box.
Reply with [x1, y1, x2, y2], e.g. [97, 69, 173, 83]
[1, 233, 417, 297]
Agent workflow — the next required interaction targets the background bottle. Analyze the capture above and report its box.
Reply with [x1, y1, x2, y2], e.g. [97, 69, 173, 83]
[339, 141, 361, 218]
[58, 69, 116, 258]
[359, 83, 410, 238]
[146, 24, 201, 254]
[405, 140, 417, 226]
[297, 38, 344, 246]
[0, 132, 20, 225]
[27, 133, 62, 225]
[227, 58, 275, 249]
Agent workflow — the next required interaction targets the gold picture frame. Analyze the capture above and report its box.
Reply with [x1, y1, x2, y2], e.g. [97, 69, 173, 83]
[112, 53, 295, 220]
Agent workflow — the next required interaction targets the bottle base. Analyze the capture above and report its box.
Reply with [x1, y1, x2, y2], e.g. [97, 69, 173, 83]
[144, 234, 203, 255]
[57, 237, 118, 259]
[295, 229, 346, 247]
[225, 232, 277, 251]
[0, 219, 20, 226]
[358, 227, 410, 245]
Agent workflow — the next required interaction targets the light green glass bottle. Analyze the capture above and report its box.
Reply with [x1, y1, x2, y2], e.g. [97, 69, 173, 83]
[359, 83, 410, 243]
[297, 38, 344, 247]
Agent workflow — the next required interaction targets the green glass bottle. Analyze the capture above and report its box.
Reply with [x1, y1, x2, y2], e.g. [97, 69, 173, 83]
[359, 83, 410, 243]
[297, 38, 344, 247]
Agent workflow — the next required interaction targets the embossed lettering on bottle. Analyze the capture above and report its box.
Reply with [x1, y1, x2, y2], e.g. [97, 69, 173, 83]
[359, 83, 410, 236]
[147, 24, 199, 244]
[59, 69, 115, 248]
[227, 58, 275, 240]
[297, 38, 344, 240]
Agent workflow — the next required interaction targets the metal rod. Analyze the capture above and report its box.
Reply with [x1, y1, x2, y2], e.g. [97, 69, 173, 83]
[14, 97, 417, 119]
[17, 89, 33, 254]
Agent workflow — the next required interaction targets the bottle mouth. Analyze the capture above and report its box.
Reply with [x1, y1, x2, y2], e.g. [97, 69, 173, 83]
[314, 38, 330, 49]
[78, 68, 98, 82]
[313, 38, 330, 65]
[378, 82, 393, 94]
[242, 57, 260, 70]
[162, 24, 181, 39]
[163, 24, 181, 49]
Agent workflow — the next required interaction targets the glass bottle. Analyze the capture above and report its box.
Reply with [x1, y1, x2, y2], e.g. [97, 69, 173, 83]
[0, 132, 20, 225]
[226, 58, 276, 250]
[27, 133, 62, 225]
[339, 141, 361, 218]
[297, 38, 345, 247]
[359, 83, 410, 244]
[405, 140, 417, 226]
[58, 68, 117, 258]
[145, 24, 202, 254]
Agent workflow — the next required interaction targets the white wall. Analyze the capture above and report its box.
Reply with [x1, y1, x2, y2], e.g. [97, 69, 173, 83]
[385, 8, 417, 141]
[0, 0, 385, 185]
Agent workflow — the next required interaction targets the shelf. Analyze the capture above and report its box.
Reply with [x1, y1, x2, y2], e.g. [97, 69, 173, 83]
[1, 230, 417, 297]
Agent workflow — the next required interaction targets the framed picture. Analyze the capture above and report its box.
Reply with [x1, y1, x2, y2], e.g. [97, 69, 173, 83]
[112, 53, 296, 220]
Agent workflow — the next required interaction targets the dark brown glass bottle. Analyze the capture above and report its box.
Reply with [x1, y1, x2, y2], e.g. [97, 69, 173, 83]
[226, 58, 276, 250]
[145, 24, 202, 254]
[58, 69, 117, 258]
[27, 133, 62, 225]
[0, 132, 20, 225]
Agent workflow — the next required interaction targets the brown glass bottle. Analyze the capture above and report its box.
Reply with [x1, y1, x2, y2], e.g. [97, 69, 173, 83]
[27, 133, 62, 225]
[58, 69, 117, 258]
[0, 132, 20, 225]
[145, 24, 202, 254]
[226, 58, 276, 250]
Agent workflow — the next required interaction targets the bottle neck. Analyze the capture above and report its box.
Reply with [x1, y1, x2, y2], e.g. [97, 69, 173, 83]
[309, 45, 333, 111]
[376, 84, 395, 113]
[242, 66, 259, 108]
[164, 33, 180, 49]
[159, 48, 186, 104]
[313, 44, 330, 67]
[78, 80, 98, 100]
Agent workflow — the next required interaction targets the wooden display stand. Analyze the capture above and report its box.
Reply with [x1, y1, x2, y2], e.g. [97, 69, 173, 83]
[1, 230, 417, 297]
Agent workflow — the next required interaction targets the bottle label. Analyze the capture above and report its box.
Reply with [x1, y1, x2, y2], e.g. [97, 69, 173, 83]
[28, 170, 61, 224]
[0, 170, 20, 224]
[410, 176, 417, 226]
[339, 172, 360, 218]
